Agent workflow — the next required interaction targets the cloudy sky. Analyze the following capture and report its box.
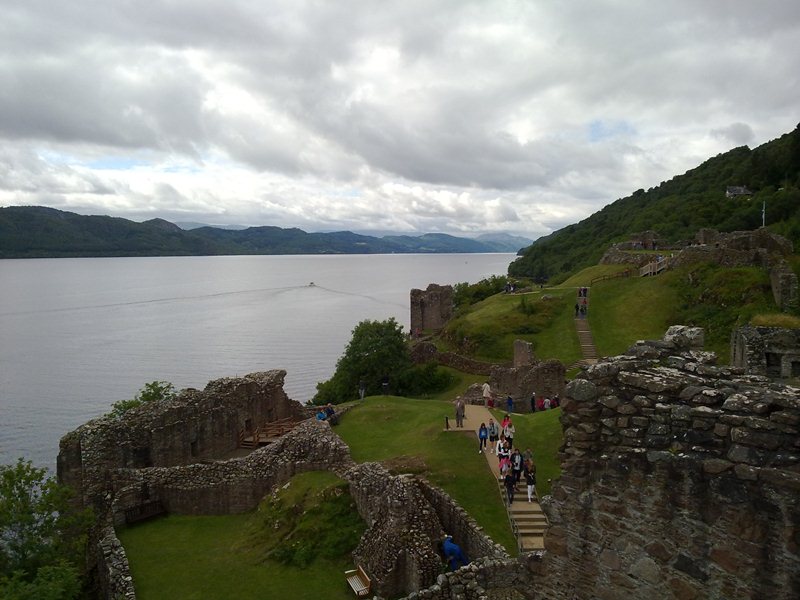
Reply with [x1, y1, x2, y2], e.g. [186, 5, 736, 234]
[1, 1, 798, 238]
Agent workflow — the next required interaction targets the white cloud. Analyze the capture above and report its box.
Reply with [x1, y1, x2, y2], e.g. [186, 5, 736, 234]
[0, 1, 798, 240]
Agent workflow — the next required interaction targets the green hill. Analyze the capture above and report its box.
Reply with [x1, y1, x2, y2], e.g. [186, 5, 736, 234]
[444, 258, 795, 366]
[509, 123, 800, 282]
[0, 206, 518, 258]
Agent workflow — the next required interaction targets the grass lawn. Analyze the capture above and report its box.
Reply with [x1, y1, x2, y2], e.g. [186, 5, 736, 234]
[588, 274, 678, 358]
[118, 511, 355, 600]
[335, 396, 519, 553]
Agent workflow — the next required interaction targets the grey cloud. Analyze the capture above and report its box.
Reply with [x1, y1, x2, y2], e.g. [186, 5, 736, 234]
[711, 122, 755, 146]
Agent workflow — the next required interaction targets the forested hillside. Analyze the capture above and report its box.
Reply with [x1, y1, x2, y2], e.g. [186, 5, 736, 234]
[0, 206, 523, 258]
[510, 124, 800, 282]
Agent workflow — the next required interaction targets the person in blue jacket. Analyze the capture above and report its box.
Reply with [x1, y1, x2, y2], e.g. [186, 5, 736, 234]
[442, 535, 469, 571]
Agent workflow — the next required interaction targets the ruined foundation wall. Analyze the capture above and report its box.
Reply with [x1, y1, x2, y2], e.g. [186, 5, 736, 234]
[58, 370, 305, 510]
[490, 360, 566, 411]
[109, 419, 353, 522]
[345, 463, 508, 599]
[540, 326, 800, 600]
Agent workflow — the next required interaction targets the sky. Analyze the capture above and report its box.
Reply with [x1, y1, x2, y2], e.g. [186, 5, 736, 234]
[0, 1, 798, 239]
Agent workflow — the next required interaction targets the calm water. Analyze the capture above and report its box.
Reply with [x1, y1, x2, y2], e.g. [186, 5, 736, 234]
[0, 254, 513, 469]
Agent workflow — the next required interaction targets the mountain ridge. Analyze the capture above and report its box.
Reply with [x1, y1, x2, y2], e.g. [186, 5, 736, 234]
[0, 206, 526, 258]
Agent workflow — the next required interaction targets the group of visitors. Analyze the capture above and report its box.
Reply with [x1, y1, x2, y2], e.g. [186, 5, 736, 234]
[314, 404, 339, 425]
[575, 287, 589, 318]
[529, 391, 560, 412]
[478, 413, 537, 506]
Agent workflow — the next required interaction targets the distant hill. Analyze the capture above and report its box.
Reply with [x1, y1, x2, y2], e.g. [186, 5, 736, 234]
[509, 123, 800, 281]
[0, 207, 518, 258]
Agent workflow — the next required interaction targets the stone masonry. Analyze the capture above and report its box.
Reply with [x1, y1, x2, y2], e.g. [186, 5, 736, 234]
[731, 325, 800, 379]
[540, 325, 800, 599]
[411, 284, 454, 335]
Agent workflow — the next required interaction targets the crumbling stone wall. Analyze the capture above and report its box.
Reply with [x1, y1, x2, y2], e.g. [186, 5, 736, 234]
[673, 227, 793, 270]
[411, 284, 454, 334]
[411, 341, 497, 375]
[346, 463, 507, 598]
[513, 340, 534, 367]
[109, 419, 353, 523]
[489, 360, 566, 411]
[770, 260, 799, 312]
[58, 370, 305, 510]
[541, 326, 800, 599]
[731, 325, 800, 379]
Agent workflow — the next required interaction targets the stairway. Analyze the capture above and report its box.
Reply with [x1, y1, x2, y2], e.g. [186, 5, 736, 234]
[498, 479, 546, 551]
[574, 318, 598, 363]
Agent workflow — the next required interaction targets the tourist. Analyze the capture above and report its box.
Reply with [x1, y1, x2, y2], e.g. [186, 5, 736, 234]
[506, 395, 514, 413]
[523, 447, 534, 463]
[503, 418, 515, 449]
[543, 397, 551, 410]
[454, 398, 465, 428]
[511, 448, 523, 484]
[504, 469, 516, 504]
[536, 396, 545, 412]
[442, 535, 469, 571]
[358, 378, 366, 400]
[501, 413, 511, 430]
[315, 408, 327, 421]
[482, 381, 492, 407]
[551, 395, 560, 408]
[498, 455, 512, 481]
[497, 437, 510, 465]
[529, 390, 536, 412]
[524, 459, 537, 502]
[574, 302, 579, 317]
[487, 419, 499, 453]
[478, 422, 488, 453]
[325, 403, 338, 425]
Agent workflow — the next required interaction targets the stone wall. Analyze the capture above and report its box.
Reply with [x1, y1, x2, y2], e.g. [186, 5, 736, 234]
[489, 360, 566, 412]
[411, 284, 455, 334]
[513, 340, 535, 367]
[411, 341, 498, 376]
[540, 325, 800, 599]
[345, 462, 508, 598]
[109, 419, 353, 523]
[731, 325, 800, 379]
[770, 260, 799, 312]
[58, 370, 306, 511]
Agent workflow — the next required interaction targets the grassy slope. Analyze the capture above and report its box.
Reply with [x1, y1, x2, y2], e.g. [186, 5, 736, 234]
[441, 288, 581, 365]
[334, 396, 518, 553]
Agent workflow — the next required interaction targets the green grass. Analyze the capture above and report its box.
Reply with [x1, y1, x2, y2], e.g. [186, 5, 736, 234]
[750, 313, 800, 328]
[441, 288, 581, 365]
[118, 502, 356, 600]
[335, 396, 519, 553]
[589, 274, 678, 358]
[410, 366, 486, 401]
[558, 264, 633, 288]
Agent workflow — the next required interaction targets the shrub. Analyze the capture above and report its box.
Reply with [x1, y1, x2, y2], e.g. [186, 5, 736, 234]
[110, 381, 177, 418]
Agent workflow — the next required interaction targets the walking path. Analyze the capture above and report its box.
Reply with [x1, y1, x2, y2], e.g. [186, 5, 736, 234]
[446, 404, 547, 552]
[569, 288, 599, 370]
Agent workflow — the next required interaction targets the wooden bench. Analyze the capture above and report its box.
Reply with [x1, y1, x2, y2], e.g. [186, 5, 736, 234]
[345, 565, 371, 597]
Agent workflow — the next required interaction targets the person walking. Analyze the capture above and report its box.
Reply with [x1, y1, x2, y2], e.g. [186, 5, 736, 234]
[506, 395, 514, 413]
[487, 419, 499, 453]
[511, 448, 523, 484]
[504, 469, 516, 504]
[524, 459, 537, 503]
[454, 398, 465, 428]
[478, 422, 488, 453]
[503, 418, 516, 449]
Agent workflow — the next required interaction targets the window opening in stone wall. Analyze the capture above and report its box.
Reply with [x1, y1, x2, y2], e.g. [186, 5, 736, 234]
[190, 439, 198, 457]
[791, 360, 800, 378]
[765, 352, 782, 377]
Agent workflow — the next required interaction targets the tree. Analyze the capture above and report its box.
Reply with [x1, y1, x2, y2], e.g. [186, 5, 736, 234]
[314, 318, 411, 404]
[0, 460, 90, 597]
[110, 380, 177, 417]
